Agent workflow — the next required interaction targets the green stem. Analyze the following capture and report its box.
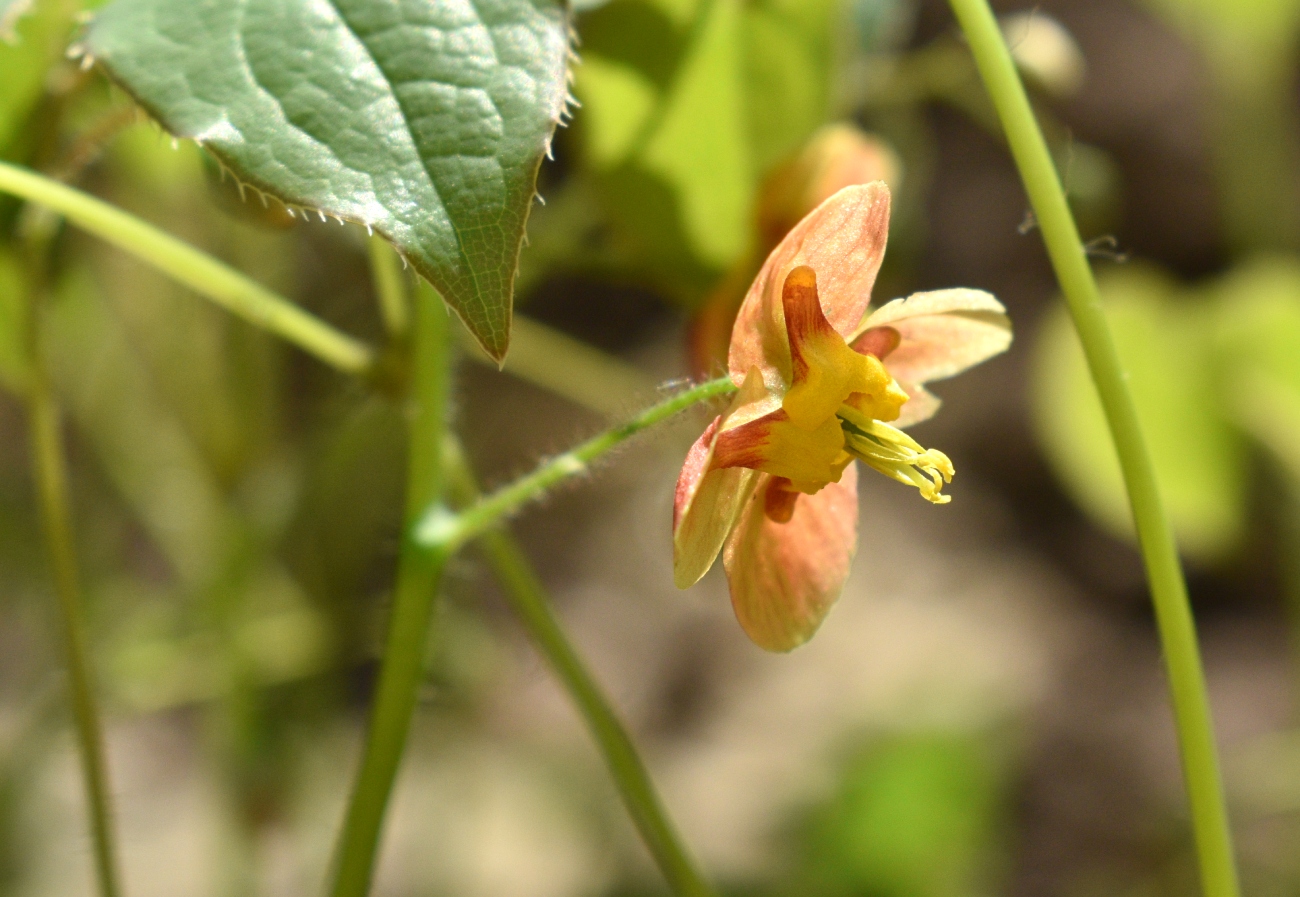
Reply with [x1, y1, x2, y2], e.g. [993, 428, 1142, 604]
[367, 235, 409, 340]
[0, 160, 374, 375]
[415, 377, 736, 555]
[947, 3, 1240, 896]
[328, 283, 454, 897]
[443, 440, 716, 897]
[27, 351, 123, 897]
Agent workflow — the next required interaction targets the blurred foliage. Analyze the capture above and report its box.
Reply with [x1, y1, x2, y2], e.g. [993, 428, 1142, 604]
[784, 730, 1008, 897]
[1141, 0, 1300, 62]
[1033, 257, 1300, 565]
[1211, 258, 1300, 482]
[571, 0, 881, 299]
[1138, 0, 1300, 250]
[1032, 265, 1248, 564]
[0, 247, 29, 392]
[0, 0, 71, 155]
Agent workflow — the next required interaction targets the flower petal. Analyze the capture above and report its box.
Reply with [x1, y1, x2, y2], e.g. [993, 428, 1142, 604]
[723, 464, 859, 652]
[892, 381, 943, 428]
[673, 372, 769, 588]
[712, 406, 851, 492]
[674, 464, 759, 588]
[729, 183, 892, 388]
[857, 288, 1011, 385]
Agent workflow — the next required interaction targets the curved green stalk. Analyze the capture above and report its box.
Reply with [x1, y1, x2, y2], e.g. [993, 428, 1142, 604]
[415, 376, 737, 555]
[27, 350, 123, 897]
[444, 440, 716, 897]
[946, 3, 1239, 896]
[0, 161, 374, 375]
[328, 283, 454, 897]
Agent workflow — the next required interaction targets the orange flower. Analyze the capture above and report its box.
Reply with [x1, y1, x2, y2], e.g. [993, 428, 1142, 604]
[673, 183, 1011, 651]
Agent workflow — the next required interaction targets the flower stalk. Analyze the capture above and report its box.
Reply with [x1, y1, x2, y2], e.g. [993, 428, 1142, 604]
[415, 377, 738, 556]
[0, 161, 375, 375]
[328, 282, 455, 897]
[444, 439, 717, 897]
[28, 376, 124, 897]
[947, 2, 1239, 895]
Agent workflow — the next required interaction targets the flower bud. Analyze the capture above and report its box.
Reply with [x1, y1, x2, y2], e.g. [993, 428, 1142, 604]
[756, 124, 901, 249]
[690, 126, 900, 377]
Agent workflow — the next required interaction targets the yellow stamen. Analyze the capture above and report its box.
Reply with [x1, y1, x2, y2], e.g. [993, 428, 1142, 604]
[839, 413, 954, 504]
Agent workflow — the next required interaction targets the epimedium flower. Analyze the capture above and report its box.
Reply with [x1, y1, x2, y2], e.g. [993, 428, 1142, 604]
[673, 182, 1012, 652]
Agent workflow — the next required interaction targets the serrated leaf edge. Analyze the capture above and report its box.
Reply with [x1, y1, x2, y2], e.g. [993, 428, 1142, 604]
[72, 16, 581, 364]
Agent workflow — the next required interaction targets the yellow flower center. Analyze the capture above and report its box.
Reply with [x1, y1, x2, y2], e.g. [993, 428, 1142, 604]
[712, 266, 956, 506]
[838, 408, 954, 504]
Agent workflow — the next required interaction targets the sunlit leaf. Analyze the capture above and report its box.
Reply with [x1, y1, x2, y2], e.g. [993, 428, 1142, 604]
[573, 55, 658, 167]
[640, 0, 750, 266]
[85, 0, 572, 361]
[1032, 264, 1246, 563]
[1211, 256, 1300, 480]
[574, 0, 845, 283]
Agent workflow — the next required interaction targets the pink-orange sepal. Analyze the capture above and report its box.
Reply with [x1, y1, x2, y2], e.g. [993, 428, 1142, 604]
[729, 183, 891, 390]
[723, 465, 859, 652]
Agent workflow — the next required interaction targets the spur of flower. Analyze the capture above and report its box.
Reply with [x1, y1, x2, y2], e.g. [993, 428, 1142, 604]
[673, 182, 1012, 651]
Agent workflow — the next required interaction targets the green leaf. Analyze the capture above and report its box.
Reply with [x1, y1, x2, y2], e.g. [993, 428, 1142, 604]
[1031, 264, 1247, 564]
[1213, 256, 1300, 399]
[640, 0, 750, 266]
[84, 0, 572, 361]
[574, 0, 842, 280]
[1211, 256, 1300, 480]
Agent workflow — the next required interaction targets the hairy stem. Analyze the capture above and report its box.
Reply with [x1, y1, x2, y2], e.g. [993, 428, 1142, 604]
[0, 161, 374, 375]
[415, 377, 737, 555]
[947, 3, 1239, 896]
[328, 284, 454, 897]
[26, 328, 123, 897]
[443, 440, 717, 897]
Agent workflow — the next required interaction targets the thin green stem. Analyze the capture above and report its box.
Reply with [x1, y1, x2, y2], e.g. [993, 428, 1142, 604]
[414, 376, 736, 555]
[947, 3, 1239, 896]
[458, 313, 655, 416]
[0, 160, 374, 375]
[27, 348, 123, 897]
[367, 234, 409, 340]
[328, 283, 454, 897]
[443, 439, 716, 897]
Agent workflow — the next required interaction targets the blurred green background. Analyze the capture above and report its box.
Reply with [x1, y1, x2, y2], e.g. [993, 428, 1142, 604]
[4, 0, 1300, 895]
